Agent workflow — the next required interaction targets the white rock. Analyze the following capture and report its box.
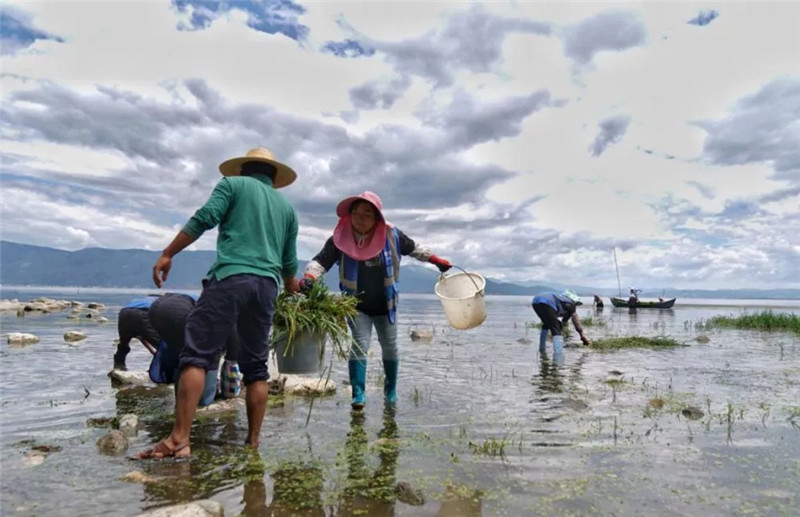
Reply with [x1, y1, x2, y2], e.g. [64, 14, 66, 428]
[120, 470, 157, 484]
[64, 331, 87, 342]
[134, 500, 223, 517]
[96, 316, 109, 323]
[0, 299, 22, 311]
[108, 370, 152, 386]
[410, 329, 434, 341]
[119, 414, 139, 436]
[196, 397, 245, 415]
[281, 374, 337, 396]
[7, 333, 39, 345]
[96, 430, 128, 455]
[24, 451, 46, 466]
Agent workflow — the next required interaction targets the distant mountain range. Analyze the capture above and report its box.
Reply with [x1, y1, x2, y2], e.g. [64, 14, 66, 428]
[1, 241, 797, 299]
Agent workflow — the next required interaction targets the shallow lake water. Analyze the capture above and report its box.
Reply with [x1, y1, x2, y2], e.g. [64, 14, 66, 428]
[1, 287, 799, 516]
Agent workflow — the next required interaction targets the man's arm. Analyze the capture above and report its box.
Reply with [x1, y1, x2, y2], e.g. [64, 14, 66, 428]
[153, 231, 197, 288]
[153, 179, 232, 288]
[281, 210, 300, 293]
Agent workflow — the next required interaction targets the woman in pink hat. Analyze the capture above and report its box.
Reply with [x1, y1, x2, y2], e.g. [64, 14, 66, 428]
[302, 191, 452, 410]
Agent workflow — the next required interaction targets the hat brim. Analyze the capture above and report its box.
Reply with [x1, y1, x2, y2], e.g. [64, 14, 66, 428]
[333, 216, 387, 261]
[218, 157, 297, 189]
[336, 196, 383, 219]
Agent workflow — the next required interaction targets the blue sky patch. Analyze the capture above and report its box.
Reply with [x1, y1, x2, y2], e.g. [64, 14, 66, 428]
[172, 0, 308, 40]
[321, 39, 375, 58]
[0, 7, 64, 55]
[688, 10, 719, 27]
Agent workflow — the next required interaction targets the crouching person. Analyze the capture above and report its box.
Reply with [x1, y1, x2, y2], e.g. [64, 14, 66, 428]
[147, 292, 241, 407]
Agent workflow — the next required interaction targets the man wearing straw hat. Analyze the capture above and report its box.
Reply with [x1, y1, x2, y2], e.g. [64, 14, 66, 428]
[531, 289, 591, 365]
[135, 147, 300, 459]
[301, 191, 452, 410]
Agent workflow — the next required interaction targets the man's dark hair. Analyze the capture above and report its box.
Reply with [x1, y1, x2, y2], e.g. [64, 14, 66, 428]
[241, 161, 277, 180]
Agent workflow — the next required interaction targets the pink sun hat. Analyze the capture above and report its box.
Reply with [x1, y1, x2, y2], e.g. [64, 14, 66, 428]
[333, 191, 388, 261]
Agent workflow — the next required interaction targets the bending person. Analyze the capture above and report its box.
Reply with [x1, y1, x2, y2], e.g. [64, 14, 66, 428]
[113, 295, 161, 371]
[531, 289, 591, 365]
[301, 191, 452, 410]
[148, 292, 241, 407]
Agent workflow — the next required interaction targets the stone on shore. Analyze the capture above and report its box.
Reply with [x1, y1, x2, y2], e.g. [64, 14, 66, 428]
[410, 329, 434, 341]
[24, 451, 47, 467]
[1, 297, 75, 313]
[7, 333, 39, 345]
[64, 331, 87, 342]
[196, 397, 245, 415]
[0, 299, 22, 311]
[272, 374, 337, 396]
[119, 414, 139, 436]
[133, 500, 223, 517]
[108, 370, 152, 386]
[97, 430, 129, 455]
[121, 470, 158, 484]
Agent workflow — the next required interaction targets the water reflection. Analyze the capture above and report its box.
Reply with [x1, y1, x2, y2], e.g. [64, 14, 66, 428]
[535, 356, 564, 394]
[436, 484, 483, 517]
[142, 446, 265, 508]
[338, 408, 399, 516]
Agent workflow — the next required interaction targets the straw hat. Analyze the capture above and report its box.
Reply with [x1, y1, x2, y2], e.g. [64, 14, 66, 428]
[218, 147, 297, 188]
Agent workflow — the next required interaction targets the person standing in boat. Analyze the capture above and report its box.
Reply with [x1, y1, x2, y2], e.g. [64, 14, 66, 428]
[300, 191, 453, 410]
[531, 290, 591, 365]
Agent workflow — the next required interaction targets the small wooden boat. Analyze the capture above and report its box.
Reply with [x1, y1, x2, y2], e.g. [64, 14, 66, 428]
[609, 297, 676, 309]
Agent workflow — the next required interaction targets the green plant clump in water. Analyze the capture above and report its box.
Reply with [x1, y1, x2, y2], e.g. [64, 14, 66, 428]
[590, 336, 683, 350]
[708, 310, 800, 335]
[271, 280, 359, 359]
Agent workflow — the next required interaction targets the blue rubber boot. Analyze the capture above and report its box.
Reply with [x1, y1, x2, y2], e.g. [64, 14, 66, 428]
[539, 328, 549, 354]
[383, 360, 399, 405]
[348, 359, 367, 410]
[553, 335, 565, 366]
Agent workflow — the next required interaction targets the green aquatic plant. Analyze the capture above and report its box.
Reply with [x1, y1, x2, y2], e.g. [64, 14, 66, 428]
[271, 280, 359, 359]
[590, 336, 684, 350]
[581, 316, 606, 327]
[468, 437, 508, 458]
[708, 310, 800, 334]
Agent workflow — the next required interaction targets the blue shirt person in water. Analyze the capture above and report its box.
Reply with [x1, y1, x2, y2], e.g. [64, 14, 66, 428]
[531, 290, 591, 365]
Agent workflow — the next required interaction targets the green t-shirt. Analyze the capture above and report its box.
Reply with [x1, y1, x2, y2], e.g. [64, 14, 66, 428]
[182, 174, 298, 284]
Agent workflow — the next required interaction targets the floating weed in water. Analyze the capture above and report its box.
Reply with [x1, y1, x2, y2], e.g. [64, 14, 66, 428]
[468, 437, 508, 459]
[590, 336, 684, 350]
[410, 385, 432, 406]
[581, 316, 606, 327]
[708, 310, 800, 334]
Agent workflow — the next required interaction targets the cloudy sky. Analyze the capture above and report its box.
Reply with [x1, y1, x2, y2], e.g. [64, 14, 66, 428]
[1, 1, 798, 290]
